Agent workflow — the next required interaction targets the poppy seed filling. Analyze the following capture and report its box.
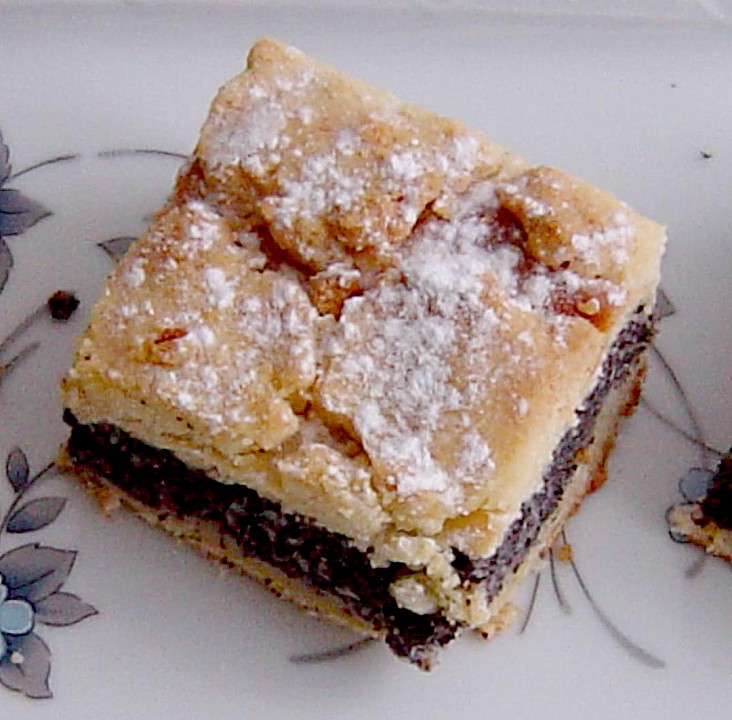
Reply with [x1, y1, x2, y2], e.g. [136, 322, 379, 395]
[63, 312, 653, 666]
[698, 451, 732, 530]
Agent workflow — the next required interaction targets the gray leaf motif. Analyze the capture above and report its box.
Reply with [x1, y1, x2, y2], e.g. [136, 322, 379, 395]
[0, 633, 52, 699]
[5, 447, 29, 493]
[0, 544, 76, 603]
[679, 467, 714, 502]
[98, 235, 135, 261]
[655, 287, 676, 320]
[0, 237, 11, 295]
[7, 497, 67, 534]
[0, 131, 10, 185]
[0, 188, 51, 237]
[33, 592, 97, 627]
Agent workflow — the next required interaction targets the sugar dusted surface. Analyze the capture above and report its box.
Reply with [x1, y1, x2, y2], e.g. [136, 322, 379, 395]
[314, 179, 631, 532]
[195, 39, 511, 272]
[64, 38, 666, 567]
[72, 200, 319, 454]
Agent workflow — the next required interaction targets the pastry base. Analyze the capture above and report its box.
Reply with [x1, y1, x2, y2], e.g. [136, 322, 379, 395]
[59, 357, 645, 664]
[667, 504, 732, 564]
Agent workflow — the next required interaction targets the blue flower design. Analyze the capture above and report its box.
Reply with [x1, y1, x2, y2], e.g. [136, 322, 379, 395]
[0, 124, 97, 698]
[0, 574, 34, 659]
[666, 466, 715, 543]
[0, 447, 98, 699]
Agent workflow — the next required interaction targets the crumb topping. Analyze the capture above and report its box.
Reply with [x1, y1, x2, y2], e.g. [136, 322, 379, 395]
[64, 38, 665, 554]
[196, 38, 505, 271]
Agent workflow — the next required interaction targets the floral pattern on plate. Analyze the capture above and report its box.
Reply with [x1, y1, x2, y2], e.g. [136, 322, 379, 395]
[0, 130, 96, 700]
[0, 130, 51, 294]
[1, 119, 726, 699]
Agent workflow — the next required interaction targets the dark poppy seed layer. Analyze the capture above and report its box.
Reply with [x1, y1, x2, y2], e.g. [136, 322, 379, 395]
[699, 450, 732, 530]
[63, 312, 653, 666]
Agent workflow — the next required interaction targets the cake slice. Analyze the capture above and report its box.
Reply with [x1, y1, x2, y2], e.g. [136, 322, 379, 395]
[60, 38, 665, 669]
[668, 449, 732, 563]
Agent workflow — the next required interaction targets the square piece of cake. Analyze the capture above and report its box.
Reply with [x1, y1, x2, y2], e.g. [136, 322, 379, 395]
[61, 38, 665, 668]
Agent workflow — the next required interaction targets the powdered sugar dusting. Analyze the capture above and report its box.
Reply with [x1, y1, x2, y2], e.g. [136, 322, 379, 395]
[197, 41, 505, 269]
[571, 220, 633, 266]
[188, 325, 216, 348]
[320, 186, 516, 503]
[571, 211, 636, 266]
[67, 39, 657, 565]
[187, 201, 222, 250]
[450, 136, 480, 176]
[297, 106, 313, 125]
[401, 183, 574, 320]
[203, 267, 235, 309]
[275, 151, 367, 231]
[318, 175, 635, 508]
[125, 259, 146, 288]
[207, 100, 286, 172]
[460, 430, 495, 477]
[338, 284, 464, 500]
[149, 270, 317, 446]
[104, 198, 319, 450]
[389, 150, 423, 181]
[500, 181, 553, 218]
[236, 274, 318, 383]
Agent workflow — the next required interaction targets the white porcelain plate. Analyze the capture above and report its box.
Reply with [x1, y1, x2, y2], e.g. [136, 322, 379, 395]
[0, 4, 730, 718]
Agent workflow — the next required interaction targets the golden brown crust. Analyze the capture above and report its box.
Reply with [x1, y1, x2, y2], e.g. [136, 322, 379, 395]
[194, 38, 513, 271]
[668, 504, 732, 563]
[61, 39, 665, 634]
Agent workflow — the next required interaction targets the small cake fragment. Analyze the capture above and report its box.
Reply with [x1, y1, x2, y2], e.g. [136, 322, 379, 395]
[60, 39, 666, 669]
[668, 449, 732, 563]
